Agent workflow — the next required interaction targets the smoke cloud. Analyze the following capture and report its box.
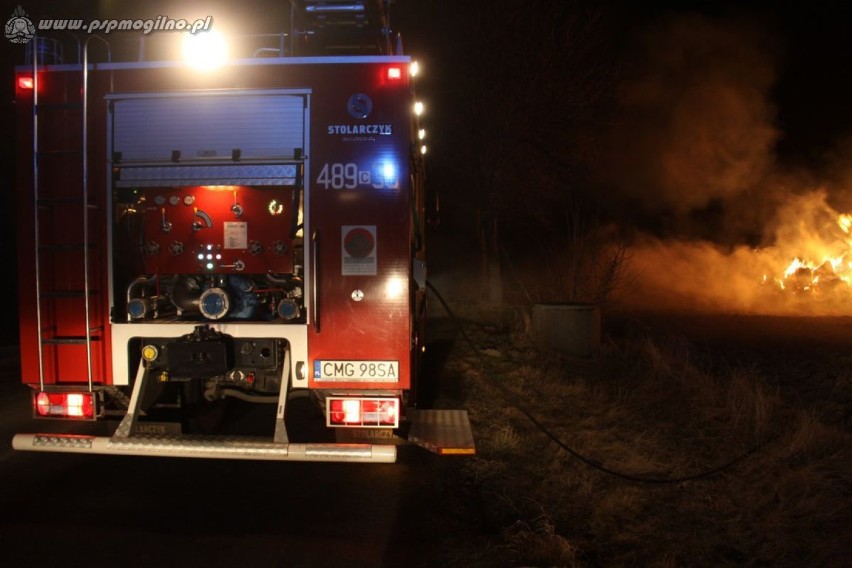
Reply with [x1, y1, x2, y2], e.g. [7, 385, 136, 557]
[603, 13, 781, 234]
[602, 12, 852, 315]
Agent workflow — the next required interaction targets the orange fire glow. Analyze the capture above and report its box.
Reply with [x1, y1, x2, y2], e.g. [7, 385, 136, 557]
[763, 208, 852, 296]
[614, 190, 852, 316]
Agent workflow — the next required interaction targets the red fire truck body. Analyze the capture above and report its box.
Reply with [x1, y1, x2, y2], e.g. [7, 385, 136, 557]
[11, 6, 473, 463]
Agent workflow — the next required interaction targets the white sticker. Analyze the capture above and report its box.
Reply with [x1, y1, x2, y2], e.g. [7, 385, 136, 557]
[224, 222, 248, 249]
[341, 225, 377, 275]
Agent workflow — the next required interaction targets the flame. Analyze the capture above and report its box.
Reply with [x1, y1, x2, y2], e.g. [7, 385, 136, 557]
[764, 211, 852, 295]
[620, 190, 852, 316]
[838, 213, 852, 234]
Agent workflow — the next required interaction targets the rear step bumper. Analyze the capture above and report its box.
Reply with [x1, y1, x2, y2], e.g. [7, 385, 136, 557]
[12, 433, 397, 463]
[407, 409, 476, 455]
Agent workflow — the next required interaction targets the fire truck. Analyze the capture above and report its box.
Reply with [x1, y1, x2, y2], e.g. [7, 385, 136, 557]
[11, 1, 474, 463]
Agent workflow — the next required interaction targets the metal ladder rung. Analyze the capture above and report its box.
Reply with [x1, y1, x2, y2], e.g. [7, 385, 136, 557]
[36, 149, 82, 156]
[42, 336, 103, 345]
[31, 34, 112, 393]
[35, 102, 82, 111]
[38, 197, 97, 207]
[39, 324, 103, 333]
[38, 243, 96, 251]
[39, 290, 100, 298]
[38, 384, 98, 392]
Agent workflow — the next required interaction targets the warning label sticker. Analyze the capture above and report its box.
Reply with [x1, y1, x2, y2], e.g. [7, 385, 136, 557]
[224, 222, 248, 249]
[342, 225, 377, 275]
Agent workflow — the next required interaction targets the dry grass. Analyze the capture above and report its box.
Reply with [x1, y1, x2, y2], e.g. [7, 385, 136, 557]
[427, 306, 852, 567]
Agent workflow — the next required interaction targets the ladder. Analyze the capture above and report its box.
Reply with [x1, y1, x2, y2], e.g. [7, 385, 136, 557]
[291, 0, 394, 55]
[30, 35, 111, 393]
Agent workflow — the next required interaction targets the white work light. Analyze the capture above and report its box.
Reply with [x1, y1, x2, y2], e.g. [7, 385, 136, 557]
[182, 30, 228, 70]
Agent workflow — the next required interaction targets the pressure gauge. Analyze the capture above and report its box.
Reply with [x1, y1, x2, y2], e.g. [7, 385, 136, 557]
[199, 288, 230, 320]
[168, 195, 180, 206]
[183, 195, 195, 206]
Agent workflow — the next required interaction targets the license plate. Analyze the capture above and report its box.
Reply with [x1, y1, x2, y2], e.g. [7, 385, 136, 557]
[314, 360, 400, 382]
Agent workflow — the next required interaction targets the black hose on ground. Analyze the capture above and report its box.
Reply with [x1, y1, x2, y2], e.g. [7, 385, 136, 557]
[426, 280, 777, 485]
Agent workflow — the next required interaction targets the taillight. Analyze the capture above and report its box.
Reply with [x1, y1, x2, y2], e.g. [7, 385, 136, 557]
[386, 66, 402, 81]
[17, 76, 34, 90]
[34, 392, 96, 419]
[327, 397, 399, 428]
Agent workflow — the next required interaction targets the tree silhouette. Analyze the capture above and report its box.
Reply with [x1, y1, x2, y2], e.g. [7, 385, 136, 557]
[436, 0, 618, 303]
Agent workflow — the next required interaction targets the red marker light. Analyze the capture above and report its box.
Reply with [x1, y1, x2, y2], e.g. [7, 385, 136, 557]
[327, 397, 400, 427]
[34, 391, 96, 419]
[386, 66, 402, 80]
[17, 76, 34, 90]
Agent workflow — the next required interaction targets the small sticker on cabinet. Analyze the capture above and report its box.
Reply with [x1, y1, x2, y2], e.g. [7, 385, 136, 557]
[341, 225, 376, 275]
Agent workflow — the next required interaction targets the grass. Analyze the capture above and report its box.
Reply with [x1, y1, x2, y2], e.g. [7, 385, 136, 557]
[424, 303, 852, 567]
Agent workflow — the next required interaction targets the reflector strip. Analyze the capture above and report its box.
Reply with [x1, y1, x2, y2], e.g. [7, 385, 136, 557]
[438, 447, 477, 456]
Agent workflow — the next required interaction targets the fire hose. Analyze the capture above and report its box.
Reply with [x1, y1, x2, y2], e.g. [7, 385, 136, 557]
[426, 280, 778, 485]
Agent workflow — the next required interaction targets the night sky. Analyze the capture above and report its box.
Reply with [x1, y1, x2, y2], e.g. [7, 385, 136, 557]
[3, 1, 851, 168]
[395, 1, 852, 218]
[2, 0, 852, 326]
[3, 1, 852, 206]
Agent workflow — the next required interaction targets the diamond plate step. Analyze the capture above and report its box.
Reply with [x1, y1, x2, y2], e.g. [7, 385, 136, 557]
[406, 409, 476, 455]
[12, 433, 396, 463]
